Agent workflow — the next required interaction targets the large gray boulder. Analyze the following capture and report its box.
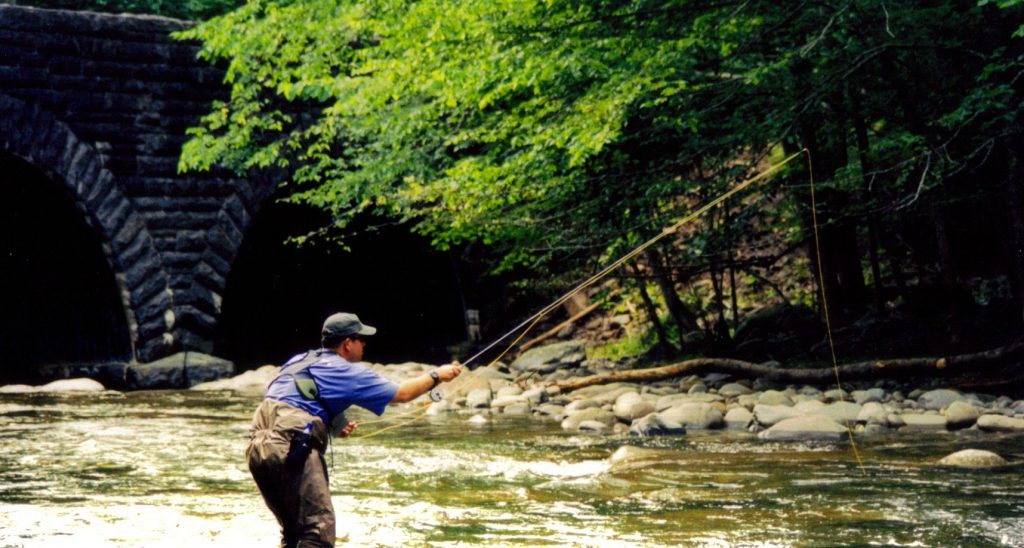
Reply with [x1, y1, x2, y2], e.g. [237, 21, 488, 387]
[899, 413, 948, 431]
[757, 415, 847, 441]
[465, 388, 493, 409]
[655, 393, 723, 411]
[191, 364, 277, 393]
[509, 341, 586, 374]
[129, 352, 234, 389]
[757, 390, 793, 406]
[561, 407, 616, 431]
[856, 402, 888, 425]
[851, 388, 885, 404]
[658, 403, 724, 429]
[613, 393, 656, 423]
[937, 449, 1008, 468]
[535, 403, 566, 418]
[918, 389, 964, 411]
[718, 383, 752, 397]
[944, 401, 981, 430]
[490, 395, 528, 409]
[724, 407, 754, 430]
[817, 402, 862, 426]
[753, 403, 800, 427]
[977, 414, 1024, 432]
[629, 414, 686, 436]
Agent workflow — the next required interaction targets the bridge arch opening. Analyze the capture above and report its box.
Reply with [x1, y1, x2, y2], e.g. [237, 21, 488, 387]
[214, 199, 467, 369]
[0, 152, 132, 383]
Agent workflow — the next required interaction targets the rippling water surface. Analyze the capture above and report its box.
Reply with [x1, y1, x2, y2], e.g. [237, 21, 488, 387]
[1, 390, 1023, 547]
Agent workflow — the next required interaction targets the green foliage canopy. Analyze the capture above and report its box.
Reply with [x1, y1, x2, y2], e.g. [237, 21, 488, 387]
[179, 0, 1023, 280]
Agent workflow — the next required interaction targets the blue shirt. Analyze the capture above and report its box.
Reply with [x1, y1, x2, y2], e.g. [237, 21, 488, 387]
[265, 350, 399, 424]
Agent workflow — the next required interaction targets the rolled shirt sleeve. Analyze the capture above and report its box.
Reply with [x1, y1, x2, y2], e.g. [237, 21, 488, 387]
[310, 358, 399, 417]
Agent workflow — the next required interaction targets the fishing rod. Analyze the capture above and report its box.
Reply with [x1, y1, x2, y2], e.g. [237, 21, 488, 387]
[355, 148, 867, 476]
[353, 150, 809, 436]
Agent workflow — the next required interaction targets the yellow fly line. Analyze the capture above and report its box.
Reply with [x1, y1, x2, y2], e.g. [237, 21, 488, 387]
[353, 147, 867, 475]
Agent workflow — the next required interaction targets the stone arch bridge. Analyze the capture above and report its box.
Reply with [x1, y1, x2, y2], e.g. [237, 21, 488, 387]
[0, 5, 275, 378]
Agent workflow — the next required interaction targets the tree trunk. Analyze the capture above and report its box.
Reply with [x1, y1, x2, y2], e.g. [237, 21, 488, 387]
[628, 262, 675, 353]
[850, 86, 885, 310]
[931, 198, 962, 344]
[645, 247, 699, 336]
[554, 340, 1024, 392]
[1005, 141, 1024, 323]
[794, 126, 865, 323]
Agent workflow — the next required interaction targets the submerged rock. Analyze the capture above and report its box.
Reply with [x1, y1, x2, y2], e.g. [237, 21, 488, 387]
[130, 352, 234, 389]
[937, 449, 1007, 468]
[0, 384, 35, 393]
[36, 378, 105, 392]
[609, 445, 663, 466]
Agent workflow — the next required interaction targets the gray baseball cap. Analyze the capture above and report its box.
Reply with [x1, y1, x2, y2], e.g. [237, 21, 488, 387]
[322, 312, 377, 339]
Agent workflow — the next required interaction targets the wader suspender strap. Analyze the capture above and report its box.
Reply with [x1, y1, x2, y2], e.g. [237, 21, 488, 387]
[271, 350, 334, 423]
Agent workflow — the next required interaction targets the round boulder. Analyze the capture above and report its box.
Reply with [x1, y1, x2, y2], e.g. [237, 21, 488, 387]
[724, 407, 754, 430]
[509, 341, 586, 374]
[937, 449, 1007, 468]
[918, 389, 964, 411]
[757, 415, 847, 441]
[629, 414, 686, 436]
[977, 414, 1024, 432]
[944, 401, 980, 430]
[657, 402, 724, 429]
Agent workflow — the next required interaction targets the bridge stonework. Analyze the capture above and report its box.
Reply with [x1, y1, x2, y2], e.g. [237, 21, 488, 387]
[0, 6, 273, 363]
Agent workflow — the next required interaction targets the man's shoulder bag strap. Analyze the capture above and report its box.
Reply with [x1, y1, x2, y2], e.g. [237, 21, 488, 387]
[271, 350, 333, 420]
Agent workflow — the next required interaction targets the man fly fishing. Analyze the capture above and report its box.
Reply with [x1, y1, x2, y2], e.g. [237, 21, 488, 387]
[246, 312, 463, 547]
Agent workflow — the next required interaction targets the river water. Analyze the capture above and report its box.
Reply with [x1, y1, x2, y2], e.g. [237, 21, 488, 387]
[1, 389, 1023, 547]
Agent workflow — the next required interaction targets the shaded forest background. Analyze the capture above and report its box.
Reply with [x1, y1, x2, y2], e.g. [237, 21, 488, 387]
[17, 0, 1024, 373]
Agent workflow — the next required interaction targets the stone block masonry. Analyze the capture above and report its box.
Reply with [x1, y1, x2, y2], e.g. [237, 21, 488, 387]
[0, 5, 276, 366]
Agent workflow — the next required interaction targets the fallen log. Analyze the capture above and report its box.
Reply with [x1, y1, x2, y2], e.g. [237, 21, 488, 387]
[554, 339, 1024, 393]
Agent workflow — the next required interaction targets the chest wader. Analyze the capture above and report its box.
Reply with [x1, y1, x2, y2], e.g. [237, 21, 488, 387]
[273, 350, 334, 469]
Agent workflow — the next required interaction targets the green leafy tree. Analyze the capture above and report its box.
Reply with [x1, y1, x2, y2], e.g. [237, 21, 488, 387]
[180, 0, 1023, 356]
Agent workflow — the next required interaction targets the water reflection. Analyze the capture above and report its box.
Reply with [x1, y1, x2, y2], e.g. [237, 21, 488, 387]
[1, 390, 1022, 547]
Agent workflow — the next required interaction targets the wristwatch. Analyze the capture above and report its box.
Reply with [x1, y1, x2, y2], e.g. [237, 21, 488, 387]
[429, 370, 441, 388]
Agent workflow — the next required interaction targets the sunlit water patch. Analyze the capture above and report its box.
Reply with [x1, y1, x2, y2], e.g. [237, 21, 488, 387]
[1, 390, 1023, 546]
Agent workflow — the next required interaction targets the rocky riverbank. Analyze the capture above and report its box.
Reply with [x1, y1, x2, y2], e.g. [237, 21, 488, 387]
[10, 340, 1021, 468]
[188, 341, 1024, 449]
